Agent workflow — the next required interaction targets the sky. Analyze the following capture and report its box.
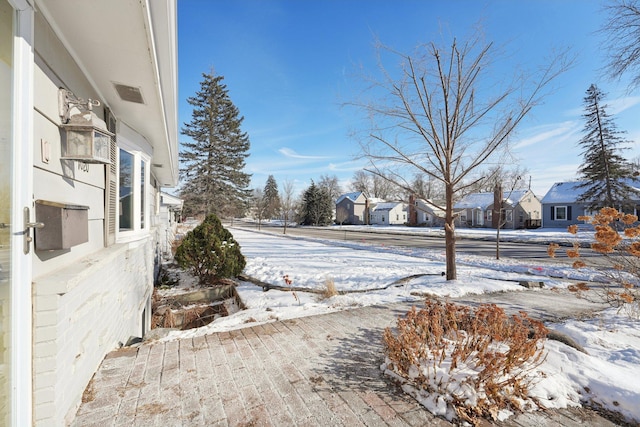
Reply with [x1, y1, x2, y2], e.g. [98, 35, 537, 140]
[178, 0, 640, 199]
[157, 224, 640, 424]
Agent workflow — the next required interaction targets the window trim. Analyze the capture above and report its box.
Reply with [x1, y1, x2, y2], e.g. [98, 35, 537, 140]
[116, 140, 150, 242]
[554, 206, 568, 221]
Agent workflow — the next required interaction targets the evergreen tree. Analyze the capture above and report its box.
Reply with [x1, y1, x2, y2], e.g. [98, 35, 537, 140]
[300, 181, 333, 225]
[174, 214, 246, 283]
[576, 84, 635, 210]
[180, 71, 252, 218]
[263, 175, 281, 219]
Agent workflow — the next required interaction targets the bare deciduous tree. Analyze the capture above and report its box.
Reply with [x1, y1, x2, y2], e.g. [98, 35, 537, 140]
[280, 180, 296, 234]
[351, 169, 400, 199]
[601, 0, 640, 90]
[349, 32, 571, 280]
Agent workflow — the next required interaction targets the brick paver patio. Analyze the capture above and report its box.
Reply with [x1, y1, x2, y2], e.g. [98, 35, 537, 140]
[70, 299, 621, 426]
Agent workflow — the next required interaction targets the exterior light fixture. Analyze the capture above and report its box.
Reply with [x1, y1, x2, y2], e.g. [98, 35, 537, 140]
[58, 88, 114, 164]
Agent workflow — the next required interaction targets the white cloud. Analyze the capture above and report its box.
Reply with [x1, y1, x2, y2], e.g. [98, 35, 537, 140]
[278, 147, 332, 160]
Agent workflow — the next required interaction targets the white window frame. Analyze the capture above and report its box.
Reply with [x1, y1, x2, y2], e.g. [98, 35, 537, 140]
[505, 210, 513, 222]
[116, 138, 150, 242]
[554, 206, 567, 221]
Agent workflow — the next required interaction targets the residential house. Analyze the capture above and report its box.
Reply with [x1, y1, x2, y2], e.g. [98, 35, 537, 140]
[370, 202, 408, 225]
[407, 194, 445, 227]
[158, 192, 184, 257]
[335, 191, 369, 225]
[1, 1, 178, 425]
[454, 189, 542, 229]
[541, 180, 640, 227]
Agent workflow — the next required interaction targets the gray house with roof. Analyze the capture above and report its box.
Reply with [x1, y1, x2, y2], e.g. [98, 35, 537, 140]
[335, 192, 369, 225]
[541, 180, 640, 227]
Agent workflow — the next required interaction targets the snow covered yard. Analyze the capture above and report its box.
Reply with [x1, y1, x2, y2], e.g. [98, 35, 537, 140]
[160, 226, 640, 425]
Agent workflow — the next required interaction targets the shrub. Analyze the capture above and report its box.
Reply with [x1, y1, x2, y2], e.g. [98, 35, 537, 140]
[382, 300, 547, 425]
[549, 207, 640, 318]
[174, 214, 246, 283]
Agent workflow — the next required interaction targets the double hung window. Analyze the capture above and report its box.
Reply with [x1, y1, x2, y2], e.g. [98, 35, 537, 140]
[118, 146, 149, 237]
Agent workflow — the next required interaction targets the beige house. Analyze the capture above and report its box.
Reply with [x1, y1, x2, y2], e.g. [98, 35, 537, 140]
[1, 1, 178, 425]
[454, 189, 541, 229]
[407, 195, 446, 227]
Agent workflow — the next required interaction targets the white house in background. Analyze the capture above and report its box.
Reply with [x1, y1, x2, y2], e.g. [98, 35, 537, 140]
[158, 192, 184, 257]
[1, 1, 178, 425]
[370, 202, 408, 225]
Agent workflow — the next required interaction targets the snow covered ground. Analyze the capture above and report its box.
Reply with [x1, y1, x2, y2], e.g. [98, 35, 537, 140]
[160, 224, 639, 425]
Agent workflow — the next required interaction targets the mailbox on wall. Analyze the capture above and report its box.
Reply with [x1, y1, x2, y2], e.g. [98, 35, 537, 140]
[35, 200, 89, 251]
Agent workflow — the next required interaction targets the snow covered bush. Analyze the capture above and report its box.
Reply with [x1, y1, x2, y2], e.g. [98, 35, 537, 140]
[174, 214, 246, 283]
[549, 207, 640, 318]
[382, 300, 548, 425]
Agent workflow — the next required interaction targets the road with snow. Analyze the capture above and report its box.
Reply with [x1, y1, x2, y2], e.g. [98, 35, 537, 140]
[235, 222, 601, 264]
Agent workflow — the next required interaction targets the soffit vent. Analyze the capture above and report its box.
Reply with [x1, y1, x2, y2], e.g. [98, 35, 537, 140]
[113, 83, 145, 104]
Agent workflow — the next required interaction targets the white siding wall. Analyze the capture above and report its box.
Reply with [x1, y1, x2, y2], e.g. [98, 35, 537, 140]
[31, 12, 158, 427]
[32, 237, 154, 426]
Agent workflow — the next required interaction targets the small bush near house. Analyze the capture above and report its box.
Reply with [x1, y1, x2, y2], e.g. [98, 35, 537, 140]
[549, 207, 640, 318]
[174, 213, 246, 284]
[382, 300, 547, 425]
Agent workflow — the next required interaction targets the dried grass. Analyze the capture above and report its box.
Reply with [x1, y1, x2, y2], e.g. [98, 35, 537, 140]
[317, 277, 338, 300]
[383, 300, 548, 425]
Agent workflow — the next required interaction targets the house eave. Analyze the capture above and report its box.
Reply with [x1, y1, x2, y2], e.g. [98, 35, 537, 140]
[36, 0, 179, 187]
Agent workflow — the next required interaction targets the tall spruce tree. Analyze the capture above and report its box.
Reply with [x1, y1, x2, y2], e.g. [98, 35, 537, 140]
[263, 175, 281, 220]
[180, 71, 252, 218]
[300, 181, 332, 225]
[576, 84, 634, 210]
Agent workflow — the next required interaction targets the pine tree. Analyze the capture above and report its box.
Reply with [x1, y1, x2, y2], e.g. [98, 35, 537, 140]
[180, 71, 252, 218]
[576, 84, 635, 211]
[263, 175, 281, 220]
[300, 181, 332, 225]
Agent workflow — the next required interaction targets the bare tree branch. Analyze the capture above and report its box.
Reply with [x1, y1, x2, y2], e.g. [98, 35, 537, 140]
[347, 29, 572, 280]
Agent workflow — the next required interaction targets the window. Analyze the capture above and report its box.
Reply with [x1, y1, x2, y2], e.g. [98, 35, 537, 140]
[505, 210, 513, 222]
[554, 206, 567, 221]
[118, 147, 149, 236]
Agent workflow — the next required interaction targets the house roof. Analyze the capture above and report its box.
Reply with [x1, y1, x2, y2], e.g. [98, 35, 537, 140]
[541, 180, 640, 204]
[454, 189, 531, 209]
[336, 192, 365, 204]
[37, 0, 179, 187]
[540, 181, 586, 204]
[160, 192, 183, 207]
[372, 202, 405, 212]
[414, 198, 446, 216]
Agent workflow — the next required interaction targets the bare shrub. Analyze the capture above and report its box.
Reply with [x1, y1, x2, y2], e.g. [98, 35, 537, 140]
[318, 277, 338, 300]
[382, 300, 547, 425]
[550, 207, 640, 318]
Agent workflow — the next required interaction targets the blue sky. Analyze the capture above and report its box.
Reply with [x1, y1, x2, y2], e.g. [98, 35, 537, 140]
[178, 0, 640, 198]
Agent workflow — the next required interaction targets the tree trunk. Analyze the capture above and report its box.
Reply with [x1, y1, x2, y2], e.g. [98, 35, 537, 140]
[444, 183, 457, 280]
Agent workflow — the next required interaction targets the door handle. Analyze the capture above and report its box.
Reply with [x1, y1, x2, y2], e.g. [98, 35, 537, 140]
[24, 207, 44, 254]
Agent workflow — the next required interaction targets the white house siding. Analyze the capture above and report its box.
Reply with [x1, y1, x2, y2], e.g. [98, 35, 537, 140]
[32, 238, 154, 426]
[29, 10, 160, 427]
[370, 203, 407, 225]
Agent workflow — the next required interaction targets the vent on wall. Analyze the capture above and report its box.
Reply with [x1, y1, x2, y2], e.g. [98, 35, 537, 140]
[113, 83, 145, 104]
